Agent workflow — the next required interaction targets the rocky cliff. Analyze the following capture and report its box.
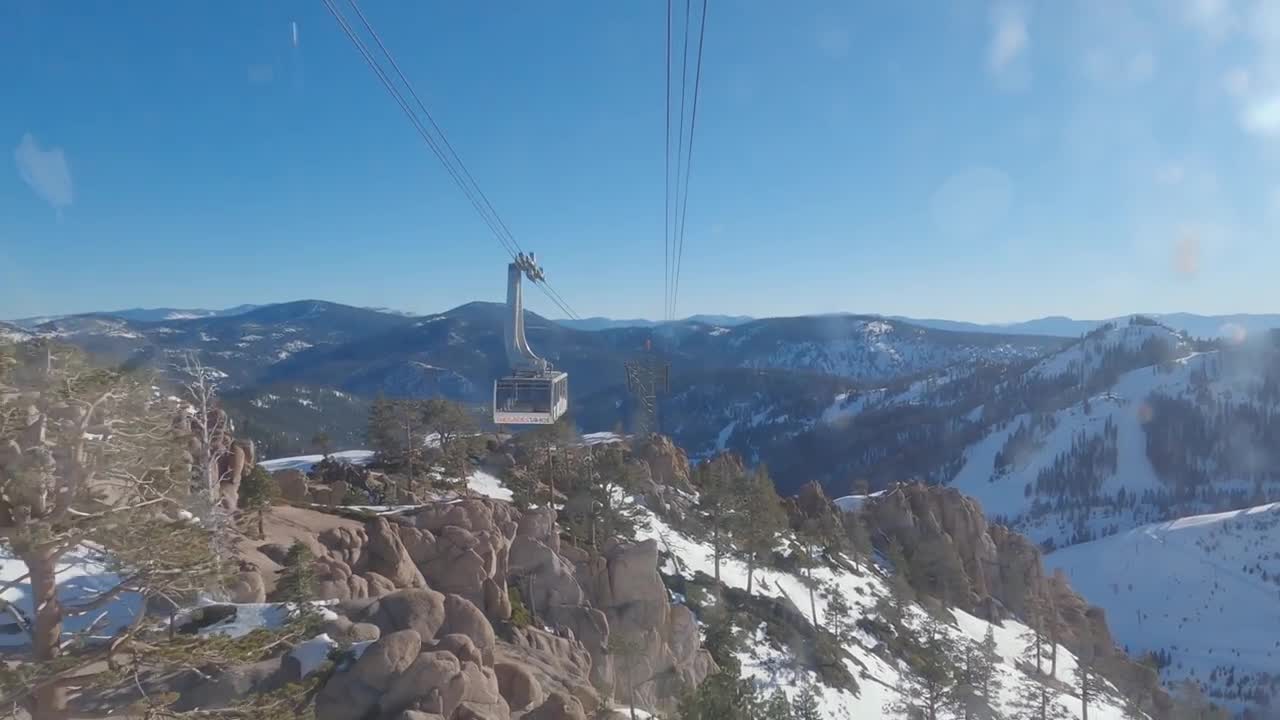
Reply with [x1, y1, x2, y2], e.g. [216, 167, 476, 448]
[222, 454, 714, 719]
[856, 482, 1171, 716]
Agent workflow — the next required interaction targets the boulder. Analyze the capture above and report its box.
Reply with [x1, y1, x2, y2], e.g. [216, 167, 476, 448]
[273, 468, 308, 503]
[441, 594, 497, 666]
[360, 588, 447, 641]
[634, 434, 692, 492]
[515, 508, 559, 552]
[382, 650, 466, 717]
[521, 692, 587, 720]
[604, 540, 667, 633]
[227, 569, 266, 604]
[318, 526, 367, 568]
[315, 556, 370, 601]
[430, 633, 485, 666]
[349, 621, 383, 642]
[364, 571, 399, 598]
[398, 526, 438, 565]
[500, 627, 598, 713]
[483, 577, 512, 621]
[455, 661, 509, 719]
[258, 542, 291, 565]
[495, 660, 545, 712]
[350, 629, 422, 686]
[316, 629, 422, 720]
[509, 537, 585, 611]
[365, 517, 428, 589]
[172, 657, 284, 711]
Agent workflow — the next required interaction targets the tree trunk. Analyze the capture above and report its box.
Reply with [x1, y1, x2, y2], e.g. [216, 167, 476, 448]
[712, 522, 721, 584]
[626, 655, 637, 720]
[257, 508, 265, 539]
[27, 548, 68, 720]
[546, 446, 554, 509]
[806, 549, 818, 627]
[1080, 666, 1090, 720]
[405, 425, 415, 484]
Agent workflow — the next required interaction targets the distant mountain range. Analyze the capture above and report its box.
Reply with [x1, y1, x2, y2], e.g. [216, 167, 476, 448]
[13, 305, 1280, 340]
[554, 314, 756, 331]
[893, 312, 1280, 339]
[562, 312, 1280, 339]
[11, 305, 263, 327]
[3, 299, 1063, 458]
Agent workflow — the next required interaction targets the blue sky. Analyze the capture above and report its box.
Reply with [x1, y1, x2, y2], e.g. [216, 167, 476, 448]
[3, 0, 1278, 323]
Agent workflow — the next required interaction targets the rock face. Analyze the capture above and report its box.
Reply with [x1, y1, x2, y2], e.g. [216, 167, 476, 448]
[860, 482, 1169, 712]
[241, 437, 713, 719]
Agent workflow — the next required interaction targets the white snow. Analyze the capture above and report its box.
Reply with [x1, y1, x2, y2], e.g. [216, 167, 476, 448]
[950, 351, 1219, 546]
[468, 469, 513, 501]
[1046, 503, 1280, 709]
[581, 432, 625, 445]
[183, 601, 338, 639]
[0, 548, 141, 647]
[1029, 323, 1187, 381]
[290, 633, 339, 677]
[832, 491, 884, 512]
[258, 450, 376, 473]
[715, 421, 737, 451]
[638, 506, 1134, 720]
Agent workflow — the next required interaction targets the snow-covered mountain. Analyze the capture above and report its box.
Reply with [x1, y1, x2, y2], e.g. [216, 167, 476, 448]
[0, 321, 33, 343]
[554, 313, 756, 331]
[11, 304, 260, 327]
[948, 320, 1278, 549]
[897, 313, 1280, 340]
[1047, 503, 1280, 710]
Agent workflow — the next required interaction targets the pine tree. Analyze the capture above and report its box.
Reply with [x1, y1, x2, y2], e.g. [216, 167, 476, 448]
[761, 689, 794, 720]
[790, 679, 822, 720]
[1020, 592, 1050, 677]
[974, 625, 1002, 704]
[791, 487, 843, 629]
[731, 466, 787, 593]
[584, 443, 650, 549]
[1121, 687, 1147, 720]
[0, 341, 282, 719]
[842, 508, 874, 570]
[691, 454, 744, 584]
[884, 623, 961, 720]
[1073, 624, 1106, 720]
[822, 582, 856, 647]
[421, 398, 476, 490]
[311, 430, 332, 458]
[239, 464, 280, 539]
[366, 393, 400, 463]
[278, 541, 317, 603]
[608, 630, 645, 720]
[1010, 674, 1071, 720]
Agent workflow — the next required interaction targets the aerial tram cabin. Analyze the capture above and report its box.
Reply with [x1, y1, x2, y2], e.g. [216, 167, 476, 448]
[493, 253, 569, 425]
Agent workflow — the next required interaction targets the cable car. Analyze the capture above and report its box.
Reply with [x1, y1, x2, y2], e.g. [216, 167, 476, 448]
[493, 253, 569, 425]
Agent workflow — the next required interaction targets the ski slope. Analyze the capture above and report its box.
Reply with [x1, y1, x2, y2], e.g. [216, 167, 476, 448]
[948, 344, 1279, 548]
[1046, 503, 1280, 709]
